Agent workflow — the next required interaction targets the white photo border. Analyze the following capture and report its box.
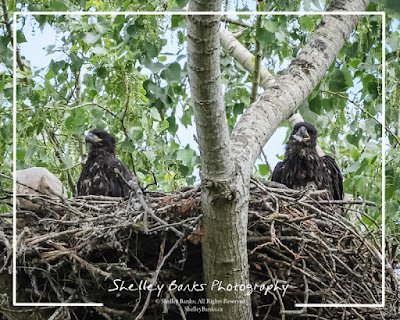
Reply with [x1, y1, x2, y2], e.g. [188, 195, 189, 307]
[13, 10, 386, 308]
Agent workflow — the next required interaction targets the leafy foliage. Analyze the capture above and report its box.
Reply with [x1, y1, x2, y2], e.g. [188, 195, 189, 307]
[0, 0, 398, 255]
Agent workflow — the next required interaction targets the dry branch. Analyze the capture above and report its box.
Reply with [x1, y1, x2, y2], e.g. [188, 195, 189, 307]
[0, 180, 398, 320]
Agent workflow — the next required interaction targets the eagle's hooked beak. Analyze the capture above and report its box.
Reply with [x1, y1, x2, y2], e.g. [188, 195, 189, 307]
[85, 132, 102, 143]
[293, 126, 310, 142]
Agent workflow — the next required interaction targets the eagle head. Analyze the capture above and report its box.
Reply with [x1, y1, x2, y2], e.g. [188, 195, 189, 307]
[85, 129, 116, 152]
[289, 122, 317, 147]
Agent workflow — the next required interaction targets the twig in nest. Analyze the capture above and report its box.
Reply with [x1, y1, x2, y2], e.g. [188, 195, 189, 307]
[284, 259, 308, 315]
[143, 171, 158, 191]
[250, 220, 276, 254]
[135, 232, 187, 319]
[115, 168, 183, 236]
[264, 261, 285, 320]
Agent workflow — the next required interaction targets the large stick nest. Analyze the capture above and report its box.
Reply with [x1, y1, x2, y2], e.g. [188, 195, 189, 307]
[0, 179, 399, 320]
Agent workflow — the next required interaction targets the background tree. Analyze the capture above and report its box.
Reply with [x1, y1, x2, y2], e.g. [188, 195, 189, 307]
[0, 0, 398, 319]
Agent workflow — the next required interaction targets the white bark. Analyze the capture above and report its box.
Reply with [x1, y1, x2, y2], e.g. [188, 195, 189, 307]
[188, 1, 370, 319]
[188, 10, 232, 181]
[231, 0, 371, 178]
[187, 1, 252, 319]
[398, 102, 400, 137]
[219, 28, 325, 148]
[219, 27, 275, 89]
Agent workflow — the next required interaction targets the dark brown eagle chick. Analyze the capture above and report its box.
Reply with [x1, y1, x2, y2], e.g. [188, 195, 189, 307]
[271, 122, 343, 201]
[77, 129, 133, 197]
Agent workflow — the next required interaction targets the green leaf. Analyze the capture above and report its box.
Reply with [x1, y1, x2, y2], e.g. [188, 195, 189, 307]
[143, 150, 156, 162]
[177, 148, 193, 166]
[181, 107, 193, 127]
[149, 107, 162, 121]
[346, 133, 360, 147]
[51, 60, 66, 74]
[17, 30, 27, 43]
[255, 28, 275, 45]
[356, 158, 369, 175]
[350, 147, 360, 161]
[348, 58, 360, 68]
[92, 46, 108, 55]
[159, 119, 169, 132]
[329, 69, 348, 92]
[65, 116, 75, 130]
[70, 53, 83, 71]
[167, 116, 178, 135]
[50, 0, 68, 11]
[240, 93, 250, 106]
[258, 164, 269, 176]
[176, 0, 187, 8]
[264, 19, 279, 33]
[81, 31, 100, 45]
[299, 16, 314, 32]
[168, 62, 181, 80]
[171, 15, 184, 28]
[60, 154, 73, 168]
[17, 148, 26, 161]
[90, 108, 103, 119]
[121, 140, 135, 153]
[342, 65, 353, 88]
[94, 17, 111, 34]
[45, 68, 55, 80]
[344, 161, 361, 173]
[144, 42, 158, 59]
[96, 66, 108, 78]
[233, 103, 244, 117]
[25, 145, 36, 159]
[178, 165, 189, 176]
[309, 95, 322, 115]
[127, 25, 138, 38]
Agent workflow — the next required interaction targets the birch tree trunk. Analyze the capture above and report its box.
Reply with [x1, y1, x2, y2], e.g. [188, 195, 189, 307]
[187, 0, 371, 319]
[187, 1, 253, 319]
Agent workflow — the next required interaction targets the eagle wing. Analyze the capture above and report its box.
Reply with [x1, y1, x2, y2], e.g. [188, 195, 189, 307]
[322, 155, 343, 200]
[77, 160, 105, 196]
[271, 161, 288, 186]
[105, 158, 134, 197]
[77, 157, 134, 197]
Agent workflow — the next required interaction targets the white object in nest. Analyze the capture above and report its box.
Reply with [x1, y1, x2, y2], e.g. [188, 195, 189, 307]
[16, 167, 68, 210]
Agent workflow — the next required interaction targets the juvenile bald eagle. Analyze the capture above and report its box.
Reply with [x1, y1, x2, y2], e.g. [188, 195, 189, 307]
[272, 122, 343, 201]
[77, 129, 133, 197]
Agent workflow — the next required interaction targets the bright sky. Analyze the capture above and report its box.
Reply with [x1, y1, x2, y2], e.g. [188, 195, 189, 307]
[19, 15, 287, 175]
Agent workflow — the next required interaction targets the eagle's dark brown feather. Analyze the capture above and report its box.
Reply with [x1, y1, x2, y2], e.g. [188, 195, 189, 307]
[77, 129, 133, 197]
[271, 122, 343, 201]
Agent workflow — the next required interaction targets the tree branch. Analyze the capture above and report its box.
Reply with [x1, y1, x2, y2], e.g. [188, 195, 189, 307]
[219, 27, 274, 89]
[187, 6, 233, 181]
[230, 0, 371, 177]
[24, 102, 118, 119]
[1, 0, 28, 84]
[135, 233, 186, 319]
[47, 129, 77, 196]
[221, 16, 252, 28]
[250, 7, 263, 104]
[219, 26, 325, 157]
[321, 89, 400, 145]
